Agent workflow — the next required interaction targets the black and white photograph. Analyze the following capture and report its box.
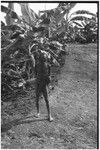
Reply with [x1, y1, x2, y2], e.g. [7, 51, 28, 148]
[1, 1, 98, 149]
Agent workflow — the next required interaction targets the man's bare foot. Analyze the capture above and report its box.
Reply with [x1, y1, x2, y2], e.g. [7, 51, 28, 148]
[34, 113, 40, 118]
[48, 115, 53, 122]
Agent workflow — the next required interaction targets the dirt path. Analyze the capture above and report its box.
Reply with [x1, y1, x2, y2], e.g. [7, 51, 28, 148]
[1, 44, 97, 149]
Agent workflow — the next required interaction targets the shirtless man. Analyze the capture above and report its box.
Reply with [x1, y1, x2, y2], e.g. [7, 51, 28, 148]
[30, 48, 53, 122]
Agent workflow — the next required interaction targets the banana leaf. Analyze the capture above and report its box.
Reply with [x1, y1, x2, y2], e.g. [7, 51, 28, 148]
[70, 16, 91, 22]
[1, 5, 20, 20]
[53, 11, 67, 24]
[59, 3, 76, 12]
[72, 21, 83, 28]
[56, 25, 66, 35]
[73, 10, 97, 17]
[20, 3, 38, 26]
[51, 41, 63, 47]
[2, 24, 25, 33]
[1, 21, 5, 27]
[40, 18, 50, 25]
[53, 3, 77, 25]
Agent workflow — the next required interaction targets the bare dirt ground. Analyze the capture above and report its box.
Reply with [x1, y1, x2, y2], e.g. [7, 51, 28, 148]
[1, 43, 97, 149]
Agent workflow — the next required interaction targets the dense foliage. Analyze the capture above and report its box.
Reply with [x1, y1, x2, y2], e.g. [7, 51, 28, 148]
[1, 3, 98, 98]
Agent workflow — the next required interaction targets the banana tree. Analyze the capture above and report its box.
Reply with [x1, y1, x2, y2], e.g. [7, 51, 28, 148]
[1, 3, 63, 94]
[67, 10, 98, 42]
[39, 3, 77, 38]
[49, 5, 98, 43]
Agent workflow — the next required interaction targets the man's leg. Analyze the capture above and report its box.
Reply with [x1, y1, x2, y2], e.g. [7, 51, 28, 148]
[35, 83, 41, 117]
[42, 86, 53, 122]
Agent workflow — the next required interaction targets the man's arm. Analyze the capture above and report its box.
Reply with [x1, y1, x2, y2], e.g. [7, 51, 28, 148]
[29, 44, 35, 68]
[30, 54, 35, 68]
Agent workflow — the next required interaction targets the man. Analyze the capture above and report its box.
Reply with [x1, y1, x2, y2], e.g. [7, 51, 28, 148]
[30, 47, 53, 122]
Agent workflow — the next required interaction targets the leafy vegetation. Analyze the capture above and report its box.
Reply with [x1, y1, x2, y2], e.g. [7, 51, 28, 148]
[1, 3, 98, 99]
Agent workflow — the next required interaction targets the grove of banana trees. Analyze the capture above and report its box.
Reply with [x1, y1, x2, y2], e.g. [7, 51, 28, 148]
[1, 3, 98, 97]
